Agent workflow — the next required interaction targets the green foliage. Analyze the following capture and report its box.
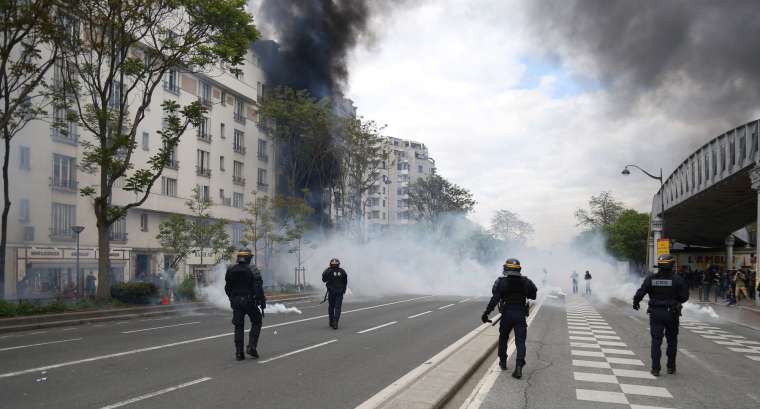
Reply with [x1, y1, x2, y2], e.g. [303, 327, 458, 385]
[176, 277, 196, 301]
[273, 192, 315, 244]
[407, 173, 476, 222]
[0, 298, 117, 317]
[575, 191, 624, 229]
[157, 214, 193, 269]
[604, 209, 650, 265]
[110, 282, 159, 304]
[242, 193, 277, 267]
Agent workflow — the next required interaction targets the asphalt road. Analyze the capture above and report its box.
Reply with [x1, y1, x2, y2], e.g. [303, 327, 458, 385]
[0, 294, 485, 409]
[465, 294, 760, 409]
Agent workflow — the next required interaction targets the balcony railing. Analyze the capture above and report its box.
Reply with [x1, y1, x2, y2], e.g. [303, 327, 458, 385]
[198, 97, 212, 109]
[51, 128, 79, 146]
[163, 81, 180, 95]
[164, 159, 179, 170]
[233, 176, 246, 186]
[234, 112, 246, 124]
[49, 229, 75, 241]
[196, 166, 211, 177]
[222, 197, 231, 206]
[257, 182, 269, 192]
[233, 145, 246, 155]
[257, 153, 269, 163]
[51, 178, 78, 193]
[197, 133, 212, 143]
[109, 231, 128, 242]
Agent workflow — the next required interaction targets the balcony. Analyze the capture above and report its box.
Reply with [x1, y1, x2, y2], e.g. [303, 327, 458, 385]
[196, 166, 211, 177]
[257, 182, 269, 193]
[49, 229, 75, 241]
[197, 133, 213, 143]
[164, 159, 179, 170]
[51, 178, 78, 193]
[198, 97, 212, 109]
[222, 197, 231, 206]
[109, 231, 128, 242]
[51, 128, 79, 146]
[233, 145, 246, 155]
[234, 112, 246, 125]
[233, 176, 246, 186]
[163, 81, 180, 95]
[257, 153, 269, 163]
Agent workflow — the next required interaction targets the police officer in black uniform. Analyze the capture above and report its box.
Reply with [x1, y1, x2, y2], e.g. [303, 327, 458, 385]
[322, 258, 348, 329]
[225, 247, 266, 361]
[633, 254, 689, 376]
[482, 258, 537, 379]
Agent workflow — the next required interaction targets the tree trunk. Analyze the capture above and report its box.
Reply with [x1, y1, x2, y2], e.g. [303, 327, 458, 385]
[0, 132, 11, 298]
[95, 209, 112, 299]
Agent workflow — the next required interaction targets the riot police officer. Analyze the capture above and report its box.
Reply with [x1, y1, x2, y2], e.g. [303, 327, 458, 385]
[322, 258, 348, 329]
[225, 247, 266, 361]
[482, 258, 537, 379]
[633, 254, 689, 376]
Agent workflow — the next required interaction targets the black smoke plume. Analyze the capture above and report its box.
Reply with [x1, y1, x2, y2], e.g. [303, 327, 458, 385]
[526, 0, 760, 127]
[253, 0, 381, 98]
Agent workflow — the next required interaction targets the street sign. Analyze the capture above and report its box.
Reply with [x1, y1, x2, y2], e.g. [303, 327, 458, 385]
[657, 238, 670, 257]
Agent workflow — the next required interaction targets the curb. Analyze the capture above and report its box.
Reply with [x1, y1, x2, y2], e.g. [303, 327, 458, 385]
[0, 293, 316, 334]
[358, 298, 544, 409]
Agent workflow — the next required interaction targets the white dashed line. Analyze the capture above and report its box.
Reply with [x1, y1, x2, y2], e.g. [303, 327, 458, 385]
[99, 377, 212, 409]
[408, 311, 432, 319]
[437, 303, 455, 310]
[259, 339, 338, 364]
[0, 338, 83, 352]
[357, 321, 398, 334]
[121, 322, 201, 334]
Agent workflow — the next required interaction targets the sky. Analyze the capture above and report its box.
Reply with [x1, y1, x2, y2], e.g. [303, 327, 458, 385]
[345, 0, 760, 246]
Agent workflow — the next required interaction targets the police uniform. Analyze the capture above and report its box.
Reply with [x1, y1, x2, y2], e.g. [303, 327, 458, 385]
[482, 259, 538, 379]
[225, 249, 266, 361]
[633, 255, 689, 375]
[322, 259, 348, 329]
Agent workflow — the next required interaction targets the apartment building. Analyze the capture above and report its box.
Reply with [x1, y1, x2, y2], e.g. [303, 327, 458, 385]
[365, 137, 436, 228]
[1, 47, 275, 300]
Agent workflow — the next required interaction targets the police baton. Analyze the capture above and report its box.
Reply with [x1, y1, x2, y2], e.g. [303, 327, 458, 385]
[491, 315, 502, 326]
[319, 290, 328, 304]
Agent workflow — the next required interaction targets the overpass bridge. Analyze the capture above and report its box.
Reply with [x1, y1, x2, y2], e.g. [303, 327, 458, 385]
[649, 119, 760, 272]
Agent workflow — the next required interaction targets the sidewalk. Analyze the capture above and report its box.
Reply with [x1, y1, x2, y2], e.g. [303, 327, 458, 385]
[688, 288, 760, 331]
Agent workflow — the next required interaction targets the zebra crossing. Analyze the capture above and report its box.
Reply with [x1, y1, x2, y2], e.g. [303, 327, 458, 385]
[567, 298, 677, 409]
[680, 319, 760, 362]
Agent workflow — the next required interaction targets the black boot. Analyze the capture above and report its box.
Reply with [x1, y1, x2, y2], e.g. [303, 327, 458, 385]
[512, 365, 522, 379]
[236, 351, 245, 361]
[246, 345, 259, 359]
[333, 320, 339, 330]
[499, 359, 507, 370]
[667, 366, 676, 374]
[651, 368, 660, 377]
[329, 319, 334, 329]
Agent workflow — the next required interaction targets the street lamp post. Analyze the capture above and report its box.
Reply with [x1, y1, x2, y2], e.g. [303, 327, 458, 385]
[71, 226, 85, 298]
[622, 165, 665, 272]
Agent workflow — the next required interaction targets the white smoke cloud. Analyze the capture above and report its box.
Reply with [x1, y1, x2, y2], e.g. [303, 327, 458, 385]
[197, 264, 302, 314]
[682, 302, 720, 320]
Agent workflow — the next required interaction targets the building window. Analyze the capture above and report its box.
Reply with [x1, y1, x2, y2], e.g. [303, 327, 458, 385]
[234, 97, 246, 124]
[19, 146, 31, 170]
[233, 129, 245, 154]
[197, 149, 211, 177]
[108, 80, 122, 109]
[110, 216, 127, 241]
[198, 117, 211, 142]
[51, 203, 76, 239]
[220, 122, 226, 139]
[161, 176, 177, 197]
[142, 132, 149, 151]
[164, 69, 179, 94]
[219, 155, 225, 171]
[19, 199, 30, 222]
[23, 226, 34, 241]
[219, 188, 225, 199]
[52, 154, 77, 190]
[140, 213, 149, 232]
[233, 161, 245, 185]
[233, 192, 244, 208]
[256, 81, 263, 101]
[199, 82, 211, 107]
[198, 184, 210, 202]
[221, 90, 227, 106]
[257, 168, 268, 192]
[418, 165, 423, 173]
[231, 224, 243, 246]
[257, 139, 268, 161]
[58, 13, 79, 46]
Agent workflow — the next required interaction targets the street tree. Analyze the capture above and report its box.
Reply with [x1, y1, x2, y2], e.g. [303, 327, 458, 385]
[259, 87, 340, 201]
[407, 173, 476, 222]
[489, 209, 534, 244]
[241, 192, 276, 268]
[605, 209, 650, 266]
[0, 0, 62, 295]
[54, 0, 258, 298]
[156, 214, 192, 271]
[575, 191, 624, 230]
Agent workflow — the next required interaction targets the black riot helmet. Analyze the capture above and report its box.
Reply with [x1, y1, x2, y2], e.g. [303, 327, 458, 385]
[329, 258, 340, 268]
[656, 254, 675, 272]
[503, 258, 522, 273]
[237, 247, 253, 265]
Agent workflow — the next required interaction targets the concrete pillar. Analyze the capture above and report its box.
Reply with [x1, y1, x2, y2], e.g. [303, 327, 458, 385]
[725, 235, 735, 271]
[750, 167, 760, 306]
[651, 217, 663, 273]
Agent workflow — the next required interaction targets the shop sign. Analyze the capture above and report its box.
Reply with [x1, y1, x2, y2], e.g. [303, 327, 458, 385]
[26, 247, 62, 259]
[656, 238, 670, 257]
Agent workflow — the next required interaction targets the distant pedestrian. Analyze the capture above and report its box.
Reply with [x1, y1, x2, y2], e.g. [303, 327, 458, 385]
[584, 271, 592, 295]
[322, 258, 348, 329]
[703, 266, 717, 301]
[735, 268, 749, 303]
[570, 271, 579, 294]
[85, 272, 96, 298]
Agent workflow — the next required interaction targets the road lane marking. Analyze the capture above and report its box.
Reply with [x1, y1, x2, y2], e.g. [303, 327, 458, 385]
[121, 322, 201, 334]
[606, 357, 644, 366]
[611, 368, 655, 379]
[357, 321, 398, 334]
[458, 298, 471, 303]
[438, 303, 455, 310]
[258, 339, 337, 364]
[99, 377, 212, 409]
[747, 355, 760, 361]
[61, 327, 78, 331]
[600, 348, 635, 356]
[0, 296, 431, 379]
[408, 311, 432, 319]
[576, 389, 628, 404]
[570, 342, 601, 349]
[572, 359, 611, 369]
[573, 372, 618, 384]
[620, 384, 673, 398]
[571, 350, 604, 358]
[630, 405, 676, 409]
[0, 338, 83, 352]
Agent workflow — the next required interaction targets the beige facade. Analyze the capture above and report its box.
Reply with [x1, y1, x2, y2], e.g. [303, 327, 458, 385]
[1, 48, 275, 299]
